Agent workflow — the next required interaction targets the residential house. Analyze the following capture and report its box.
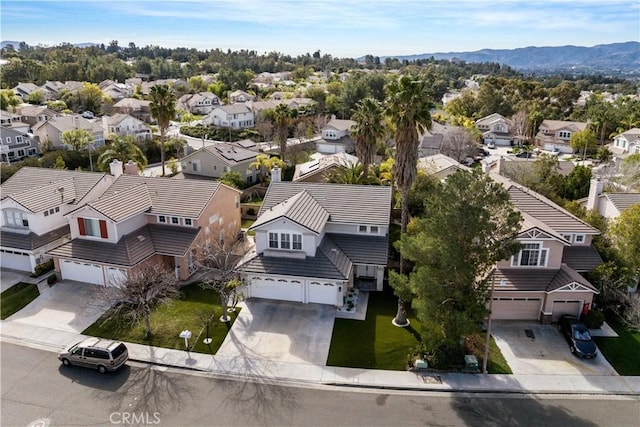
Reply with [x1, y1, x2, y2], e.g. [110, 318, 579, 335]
[18, 105, 60, 129]
[316, 118, 355, 154]
[418, 126, 445, 157]
[40, 81, 67, 100]
[100, 80, 133, 100]
[489, 173, 602, 322]
[202, 104, 254, 129]
[0, 168, 113, 273]
[12, 83, 40, 100]
[241, 178, 393, 307]
[47, 161, 242, 285]
[32, 115, 105, 149]
[178, 143, 262, 183]
[0, 127, 39, 163]
[112, 98, 152, 122]
[535, 120, 588, 154]
[229, 90, 255, 103]
[581, 178, 640, 219]
[177, 92, 221, 115]
[476, 113, 515, 147]
[293, 152, 359, 183]
[417, 154, 470, 181]
[611, 128, 640, 155]
[1, 110, 22, 127]
[102, 114, 151, 141]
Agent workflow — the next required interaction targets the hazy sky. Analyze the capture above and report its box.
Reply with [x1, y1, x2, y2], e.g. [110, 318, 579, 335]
[1, 1, 638, 57]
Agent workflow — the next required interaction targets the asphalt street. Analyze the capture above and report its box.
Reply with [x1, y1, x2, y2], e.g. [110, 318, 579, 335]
[1, 343, 638, 427]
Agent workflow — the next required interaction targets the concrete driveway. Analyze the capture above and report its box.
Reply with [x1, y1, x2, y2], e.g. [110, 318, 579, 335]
[217, 299, 336, 365]
[4, 281, 110, 334]
[491, 321, 618, 376]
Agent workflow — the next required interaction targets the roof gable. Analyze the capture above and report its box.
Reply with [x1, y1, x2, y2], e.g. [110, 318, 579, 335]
[251, 190, 329, 233]
[87, 183, 153, 222]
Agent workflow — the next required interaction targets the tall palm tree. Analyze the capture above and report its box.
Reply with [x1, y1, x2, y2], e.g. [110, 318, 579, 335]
[350, 97, 384, 177]
[385, 75, 433, 326]
[272, 104, 295, 163]
[149, 84, 176, 176]
[97, 135, 148, 173]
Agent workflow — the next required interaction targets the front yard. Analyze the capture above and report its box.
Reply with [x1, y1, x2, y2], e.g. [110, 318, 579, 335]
[83, 283, 238, 354]
[327, 287, 511, 373]
[593, 321, 640, 376]
[1, 282, 39, 320]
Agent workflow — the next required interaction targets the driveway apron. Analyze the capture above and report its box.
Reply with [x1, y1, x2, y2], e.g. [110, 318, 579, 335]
[217, 299, 336, 365]
[491, 321, 618, 376]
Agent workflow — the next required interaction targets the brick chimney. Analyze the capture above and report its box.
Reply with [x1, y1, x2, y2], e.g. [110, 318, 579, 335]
[124, 160, 139, 175]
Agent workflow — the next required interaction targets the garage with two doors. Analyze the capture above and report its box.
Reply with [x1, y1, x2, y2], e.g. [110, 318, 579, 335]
[248, 276, 340, 306]
[60, 260, 127, 286]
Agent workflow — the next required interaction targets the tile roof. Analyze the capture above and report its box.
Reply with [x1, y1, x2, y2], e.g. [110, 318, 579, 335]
[47, 224, 199, 266]
[259, 182, 392, 226]
[326, 233, 388, 265]
[33, 115, 103, 134]
[325, 118, 355, 132]
[603, 193, 640, 213]
[562, 245, 603, 272]
[251, 190, 329, 233]
[1, 167, 108, 212]
[493, 264, 597, 293]
[217, 104, 251, 114]
[0, 225, 70, 251]
[98, 175, 226, 218]
[204, 143, 257, 164]
[538, 120, 588, 132]
[87, 184, 153, 222]
[507, 185, 598, 234]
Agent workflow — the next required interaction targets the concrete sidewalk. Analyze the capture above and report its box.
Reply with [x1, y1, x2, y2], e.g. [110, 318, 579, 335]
[1, 320, 639, 396]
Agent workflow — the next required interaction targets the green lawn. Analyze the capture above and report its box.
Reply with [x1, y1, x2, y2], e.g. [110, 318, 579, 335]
[83, 283, 238, 354]
[1, 282, 39, 320]
[241, 218, 256, 236]
[327, 287, 512, 373]
[593, 321, 640, 376]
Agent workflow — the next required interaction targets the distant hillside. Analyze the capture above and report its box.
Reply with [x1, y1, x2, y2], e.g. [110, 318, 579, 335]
[381, 42, 640, 75]
[1, 41, 98, 50]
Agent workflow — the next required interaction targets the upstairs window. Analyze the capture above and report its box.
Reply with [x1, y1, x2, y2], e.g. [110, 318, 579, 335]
[158, 215, 166, 223]
[512, 243, 548, 267]
[5, 210, 28, 227]
[268, 232, 279, 249]
[78, 218, 108, 238]
[280, 233, 291, 249]
[292, 234, 302, 250]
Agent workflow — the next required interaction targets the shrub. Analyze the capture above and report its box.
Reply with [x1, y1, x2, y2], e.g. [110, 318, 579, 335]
[246, 207, 256, 216]
[33, 259, 54, 277]
[582, 309, 605, 329]
[47, 274, 57, 285]
[427, 342, 465, 370]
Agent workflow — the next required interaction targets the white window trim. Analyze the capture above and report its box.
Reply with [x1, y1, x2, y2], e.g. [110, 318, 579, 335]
[574, 234, 585, 243]
[511, 241, 548, 267]
[267, 231, 303, 251]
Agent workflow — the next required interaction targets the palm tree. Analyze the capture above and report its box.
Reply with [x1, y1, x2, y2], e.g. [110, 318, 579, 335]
[350, 97, 384, 177]
[149, 84, 176, 176]
[384, 75, 433, 326]
[271, 104, 296, 163]
[327, 161, 379, 185]
[97, 135, 148, 173]
[249, 154, 273, 184]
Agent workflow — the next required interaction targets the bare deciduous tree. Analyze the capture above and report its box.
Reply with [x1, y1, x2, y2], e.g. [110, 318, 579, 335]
[195, 225, 251, 322]
[100, 262, 180, 338]
[254, 115, 274, 142]
[442, 127, 476, 162]
[511, 110, 529, 146]
[313, 114, 330, 134]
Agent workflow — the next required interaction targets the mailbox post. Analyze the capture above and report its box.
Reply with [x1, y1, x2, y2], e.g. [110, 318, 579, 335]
[179, 330, 192, 349]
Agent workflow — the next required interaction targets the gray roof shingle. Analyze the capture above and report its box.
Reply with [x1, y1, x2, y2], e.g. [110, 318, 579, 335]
[604, 193, 640, 213]
[493, 264, 597, 293]
[88, 184, 152, 222]
[326, 233, 388, 265]
[562, 245, 603, 272]
[259, 182, 392, 226]
[47, 224, 199, 266]
[0, 225, 70, 251]
[251, 190, 329, 233]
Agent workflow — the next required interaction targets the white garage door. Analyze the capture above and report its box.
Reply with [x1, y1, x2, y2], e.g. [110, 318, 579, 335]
[105, 267, 127, 287]
[308, 282, 337, 305]
[0, 249, 32, 272]
[552, 300, 582, 321]
[491, 297, 542, 320]
[249, 277, 303, 302]
[61, 260, 104, 285]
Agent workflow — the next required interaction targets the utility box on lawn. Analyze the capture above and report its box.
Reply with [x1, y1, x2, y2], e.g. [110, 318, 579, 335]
[464, 355, 479, 373]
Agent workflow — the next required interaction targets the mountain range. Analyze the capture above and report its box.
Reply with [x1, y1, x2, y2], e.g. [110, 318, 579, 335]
[381, 41, 640, 75]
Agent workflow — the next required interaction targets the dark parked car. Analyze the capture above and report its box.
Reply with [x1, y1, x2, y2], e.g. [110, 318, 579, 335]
[515, 151, 533, 158]
[558, 315, 597, 359]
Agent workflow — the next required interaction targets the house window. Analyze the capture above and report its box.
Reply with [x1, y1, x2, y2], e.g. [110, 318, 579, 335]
[184, 218, 192, 226]
[44, 211, 49, 217]
[235, 196, 240, 209]
[16, 136, 23, 143]
[370, 226, 379, 234]
[575, 235, 585, 243]
[269, 232, 279, 248]
[280, 233, 291, 249]
[17, 149, 25, 156]
[80, 218, 107, 238]
[171, 217, 179, 224]
[562, 234, 572, 242]
[192, 162, 199, 172]
[292, 234, 302, 250]
[158, 215, 166, 223]
[558, 131, 571, 139]
[224, 166, 231, 173]
[358, 225, 367, 233]
[55, 207, 60, 213]
[513, 243, 548, 267]
[5, 210, 28, 227]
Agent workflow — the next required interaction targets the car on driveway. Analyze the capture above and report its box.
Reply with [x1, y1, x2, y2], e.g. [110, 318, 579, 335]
[558, 315, 597, 359]
[58, 338, 128, 373]
[515, 151, 533, 158]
